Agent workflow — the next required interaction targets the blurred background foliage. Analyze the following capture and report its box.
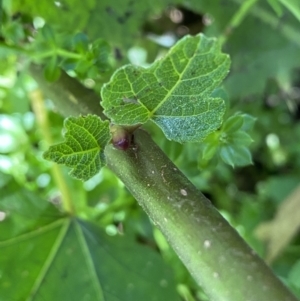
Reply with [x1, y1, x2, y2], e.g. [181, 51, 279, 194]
[0, 0, 300, 300]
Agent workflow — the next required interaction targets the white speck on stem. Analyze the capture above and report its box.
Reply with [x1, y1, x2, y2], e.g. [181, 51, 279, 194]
[180, 189, 187, 196]
[262, 285, 269, 291]
[151, 170, 155, 174]
[204, 240, 211, 249]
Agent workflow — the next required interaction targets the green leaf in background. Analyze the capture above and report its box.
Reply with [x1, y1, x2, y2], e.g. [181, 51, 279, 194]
[0, 173, 63, 241]
[68, 37, 112, 78]
[0, 215, 180, 301]
[255, 183, 300, 263]
[43, 56, 61, 82]
[10, 0, 182, 46]
[190, 0, 300, 98]
[198, 113, 255, 168]
[71, 32, 89, 54]
[278, 0, 300, 22]
[220, 145, 253, 167]
[41, 24, 56, 45]
[288, 260, 300, 296]
[222, 114, 244, 133]
[267, 0, 284, 16]
[43, 115, 111, 181]
[101, 34, 230, 143]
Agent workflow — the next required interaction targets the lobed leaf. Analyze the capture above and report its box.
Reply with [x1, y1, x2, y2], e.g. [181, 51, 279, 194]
[43, 115, 111, 181]
[101, 34, 230, 143]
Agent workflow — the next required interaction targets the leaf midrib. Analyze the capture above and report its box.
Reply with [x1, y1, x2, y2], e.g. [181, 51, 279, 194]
[26, 218, 71, 301]
[74, 220, 105, 301]
[149, 42, 215, 117]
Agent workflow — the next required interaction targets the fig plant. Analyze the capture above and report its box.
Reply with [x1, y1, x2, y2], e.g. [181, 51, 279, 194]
[41, 35, 297, 301]
[1, 1, 300, 301]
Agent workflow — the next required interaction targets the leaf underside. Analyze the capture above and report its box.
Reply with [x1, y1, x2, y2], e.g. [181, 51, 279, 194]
[101, 33, 231, 143]
[44, 115, 111, 181]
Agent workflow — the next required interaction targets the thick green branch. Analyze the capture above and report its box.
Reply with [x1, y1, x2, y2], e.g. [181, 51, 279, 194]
[33, 68, 298, 301]
[29, 89, 75, 214]
[29, 64, 106, 119]
[105, 130, 297, 301]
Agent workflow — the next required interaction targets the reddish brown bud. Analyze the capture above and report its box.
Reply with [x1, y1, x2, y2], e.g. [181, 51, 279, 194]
[110, 124, 131, 151]
[113, 136, 130, 150]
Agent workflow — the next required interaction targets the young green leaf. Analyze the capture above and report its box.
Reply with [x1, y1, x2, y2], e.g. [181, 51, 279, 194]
[198, 113, 255, 168]
[43, 115, 111, 181]
[72, 32, 89, 53]
[101, 34, 230, 143]
[222, 114, 244, 133]
[220, 145, 253, 167]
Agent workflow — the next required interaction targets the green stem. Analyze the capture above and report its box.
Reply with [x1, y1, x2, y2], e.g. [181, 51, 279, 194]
[229, 0, 300, 47]
[0, 42, 31, 54]
[33, 49, 82, 60]
[0, 0, 2, 26]
[0, 43, 82, 60]
[29, 89, 75, 214]
[104, 129, 298, 301]
[220, 0, 259, 45]
[29, 64, 106, 119]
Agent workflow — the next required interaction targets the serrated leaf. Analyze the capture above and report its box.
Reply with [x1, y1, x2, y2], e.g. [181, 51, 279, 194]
[220, 145, 253, 167]
[202, 142, 218, 161]
[43, 115, 111, 181]
[240, 114, 257, 131]
[75, 59, 93, 75]
[101, 34, 230, 143]
[222, 114, 244, 133]
[229, 131, 254, 146]
[92, 39, 112, 72]
[72, 32, 89, 53]
[41, 24, 56, 44]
